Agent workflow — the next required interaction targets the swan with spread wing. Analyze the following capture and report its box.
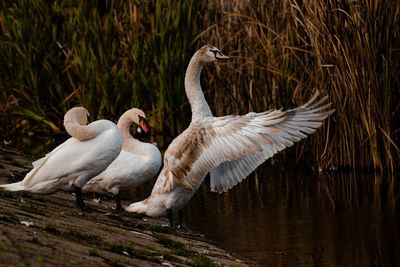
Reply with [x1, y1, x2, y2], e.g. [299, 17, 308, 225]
[125, 45, 334, 227]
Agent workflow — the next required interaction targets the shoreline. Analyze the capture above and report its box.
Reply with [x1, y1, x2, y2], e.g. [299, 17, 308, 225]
[0, 146, 256, 266]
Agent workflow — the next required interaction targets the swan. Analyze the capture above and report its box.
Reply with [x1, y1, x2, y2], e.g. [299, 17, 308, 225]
[82, 108, 162, 211]
[125, 45, 334, 228]
[0, 107, 123, 212]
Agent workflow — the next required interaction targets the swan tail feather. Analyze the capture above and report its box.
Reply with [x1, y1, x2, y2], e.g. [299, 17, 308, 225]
[0, 182, 25, 191]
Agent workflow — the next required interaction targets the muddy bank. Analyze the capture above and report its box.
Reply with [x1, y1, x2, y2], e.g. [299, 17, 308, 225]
[0, 146, 255, 267]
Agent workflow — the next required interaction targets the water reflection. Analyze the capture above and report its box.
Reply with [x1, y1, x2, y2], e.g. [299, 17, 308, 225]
[185, 167, 400, 266]
[6, 137, 400, 266]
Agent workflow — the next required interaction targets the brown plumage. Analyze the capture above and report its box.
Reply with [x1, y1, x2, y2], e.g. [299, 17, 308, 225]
[125, 45, 334, 223]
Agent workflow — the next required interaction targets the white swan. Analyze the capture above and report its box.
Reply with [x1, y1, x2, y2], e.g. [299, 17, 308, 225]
[82, 108, 162, 211]
[125, 45, 334, 227]
[0, 107, 123, 212]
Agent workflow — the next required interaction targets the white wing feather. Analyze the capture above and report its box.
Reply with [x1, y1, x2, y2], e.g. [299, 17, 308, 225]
[157, 91, 333, 193]
[209, 91, 334, 192]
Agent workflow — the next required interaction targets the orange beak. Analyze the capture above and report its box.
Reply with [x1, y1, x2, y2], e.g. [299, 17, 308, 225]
[215, 51, 230, 60]
[139, 118, 150, 133]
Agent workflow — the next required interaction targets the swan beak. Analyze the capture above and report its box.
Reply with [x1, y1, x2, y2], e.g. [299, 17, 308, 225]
[139, 117, 150, 133]
[215, 51, 229, 60]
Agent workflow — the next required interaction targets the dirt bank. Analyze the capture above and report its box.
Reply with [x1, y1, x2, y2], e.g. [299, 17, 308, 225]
[0, 146, 255, 267]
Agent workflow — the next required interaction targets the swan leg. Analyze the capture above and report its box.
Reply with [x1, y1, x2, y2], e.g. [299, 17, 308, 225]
[167, 209, 186, 231]
[177, 209, 184, 230]
[74, 187, 86, 213]
[167, 209, 174, 229]
[176, 209, 190, 232]
[115, 193, 122, 212]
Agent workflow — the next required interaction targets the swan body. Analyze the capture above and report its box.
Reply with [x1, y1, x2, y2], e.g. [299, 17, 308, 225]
[0, 107, 123, 203]
[82, 108, 162, 209]
[126, 45, 334, 220]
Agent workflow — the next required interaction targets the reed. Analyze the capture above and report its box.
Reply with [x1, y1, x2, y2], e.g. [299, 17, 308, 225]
[0, 0, 399, 170]
[0, 0, 198, 148]
[196, 0, 400, 170]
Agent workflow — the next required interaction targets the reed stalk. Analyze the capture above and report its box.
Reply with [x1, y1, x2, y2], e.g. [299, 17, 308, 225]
[196, 0, 400, 170]
[0, 0, 399, 170]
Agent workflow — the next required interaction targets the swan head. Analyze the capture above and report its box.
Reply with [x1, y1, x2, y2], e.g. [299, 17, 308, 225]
[196, 45, 229, 64]
[64, 107, 90, 126]
[118, 108, 150, 133]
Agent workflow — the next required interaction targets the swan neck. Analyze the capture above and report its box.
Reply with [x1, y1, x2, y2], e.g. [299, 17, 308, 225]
[118, 118, 156, 157]
[118, 117, 134, 141]
[64, 117, 99, 141]
[184, 54, 213, 121]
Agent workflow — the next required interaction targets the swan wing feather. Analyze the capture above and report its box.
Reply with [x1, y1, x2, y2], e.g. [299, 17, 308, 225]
[159, 91, 333, 193]
[210, 91, 334, 192]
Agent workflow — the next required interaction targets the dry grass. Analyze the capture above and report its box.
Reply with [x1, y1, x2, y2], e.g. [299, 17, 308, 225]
[0, 0, 399, 170]
[196, 0, 400, 170]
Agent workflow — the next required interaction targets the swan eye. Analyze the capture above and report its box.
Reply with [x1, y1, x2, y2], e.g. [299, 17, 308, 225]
[210, 49, 218, 56]
[138, 115, 150, 133]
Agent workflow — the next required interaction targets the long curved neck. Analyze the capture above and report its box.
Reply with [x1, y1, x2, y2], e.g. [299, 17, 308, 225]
[118, 116, 135, 142]
[184, 53, 213, 121]
[118, 118, 153, 156]
[64, 114, 99, 142]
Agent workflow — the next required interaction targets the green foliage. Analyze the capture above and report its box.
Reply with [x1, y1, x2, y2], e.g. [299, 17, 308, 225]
[154, 232, 189, 256]
[109, 241, 134, 255]
[0, 0, 198, 147]
[0, 210, 19, 224]
[42, 222, 102, 244]
[191, 255, 219, 267]
[1, 0, 399, 170]
[154, 233, 217, 265]
[0, 189, 19, 199]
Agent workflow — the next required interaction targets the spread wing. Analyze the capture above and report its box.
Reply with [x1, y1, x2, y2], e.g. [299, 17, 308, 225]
[157, 91, 333, 193]
[210, 91, 334, 192]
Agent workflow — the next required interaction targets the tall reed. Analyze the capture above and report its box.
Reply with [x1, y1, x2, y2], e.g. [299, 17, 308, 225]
[0, 0, 198, 148]
[196, 0, 400, 170]
[0, 0, 399, 170]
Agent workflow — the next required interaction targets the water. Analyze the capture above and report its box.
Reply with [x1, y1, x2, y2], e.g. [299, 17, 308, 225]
[7, 137, 400, 266]
[185, 167, 400, 266]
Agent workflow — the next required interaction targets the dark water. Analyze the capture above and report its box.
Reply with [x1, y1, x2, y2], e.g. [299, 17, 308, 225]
[8, 137, 400, 266]
[185, 167, 400, 267]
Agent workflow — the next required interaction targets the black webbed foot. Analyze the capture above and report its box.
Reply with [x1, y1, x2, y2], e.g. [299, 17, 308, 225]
[74, 187, 97, 215]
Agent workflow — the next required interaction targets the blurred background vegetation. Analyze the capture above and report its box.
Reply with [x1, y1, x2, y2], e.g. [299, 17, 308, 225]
[0, 0, 399, 171]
